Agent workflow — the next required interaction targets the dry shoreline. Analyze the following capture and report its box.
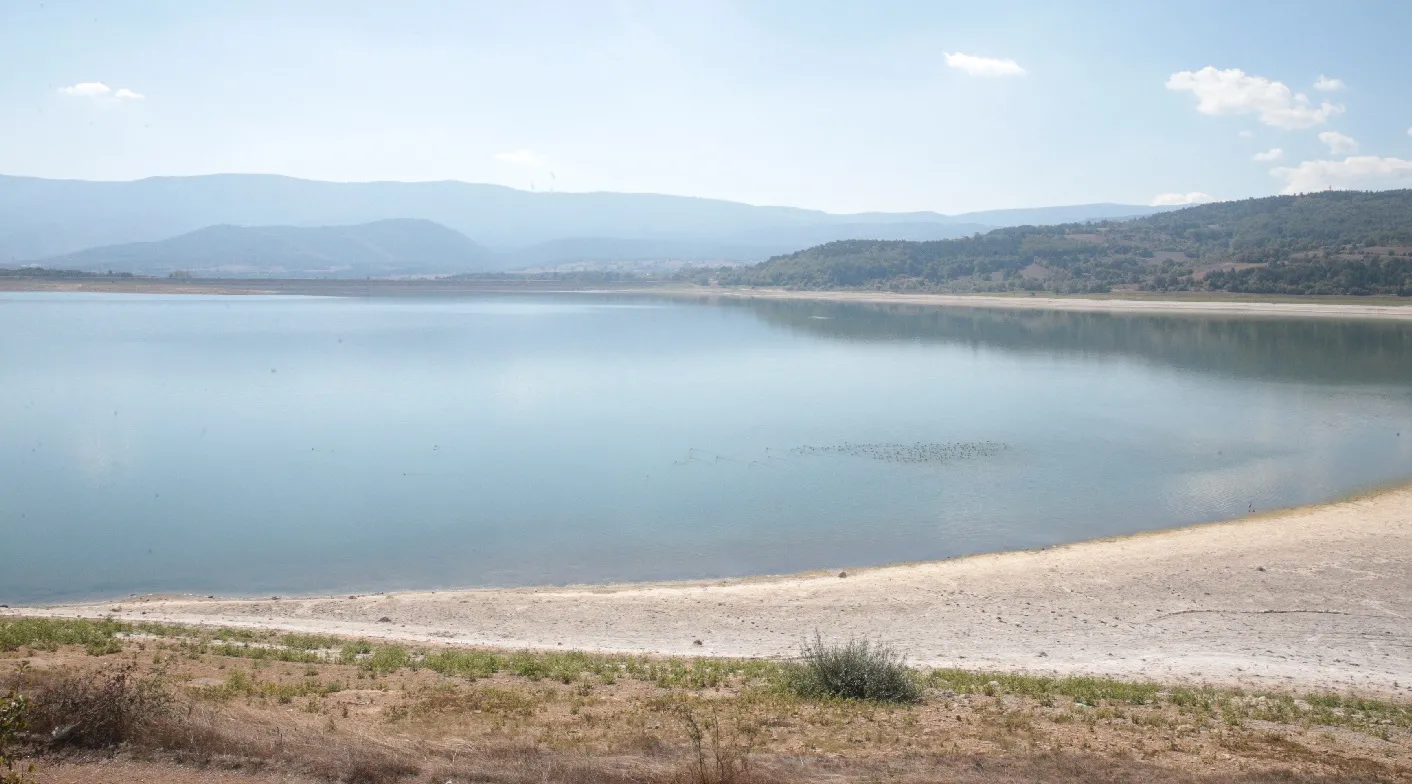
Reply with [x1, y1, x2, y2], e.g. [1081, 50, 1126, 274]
[6, 278, 1412, 319]
[12, 484, 1412, 696]
[685, 287, 1412, 320]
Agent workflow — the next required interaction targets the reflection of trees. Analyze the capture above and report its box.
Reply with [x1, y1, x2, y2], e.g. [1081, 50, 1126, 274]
[726, 298, 1412, 387]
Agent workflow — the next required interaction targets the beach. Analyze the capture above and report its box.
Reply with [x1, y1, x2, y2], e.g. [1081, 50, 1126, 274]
[6, 277, 1412, 320]
[13, 483, 1412, 696]
[690, 287, 1412, 321]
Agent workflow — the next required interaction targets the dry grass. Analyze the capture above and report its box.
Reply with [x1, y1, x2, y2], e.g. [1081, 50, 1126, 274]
[0, 618, 1408, 783]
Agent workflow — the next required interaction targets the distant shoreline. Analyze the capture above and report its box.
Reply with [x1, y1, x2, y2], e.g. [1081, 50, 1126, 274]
[11, 481, 1412, 695]
[676, 287, 1412, 320]
[5, 277, 1412, 319]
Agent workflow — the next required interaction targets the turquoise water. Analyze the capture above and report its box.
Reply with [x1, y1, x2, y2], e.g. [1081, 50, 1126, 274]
[3, 292, 1411, 603]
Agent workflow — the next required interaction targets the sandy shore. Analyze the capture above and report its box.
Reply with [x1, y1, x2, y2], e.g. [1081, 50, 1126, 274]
[693, 288, 1412, 320]
[6, 278, 1412, 319]
[12, 485, 1412, 695]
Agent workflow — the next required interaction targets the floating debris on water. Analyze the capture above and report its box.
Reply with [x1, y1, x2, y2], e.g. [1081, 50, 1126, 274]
[670, 440, 1009, 469]
[788, 441, 1010, 464]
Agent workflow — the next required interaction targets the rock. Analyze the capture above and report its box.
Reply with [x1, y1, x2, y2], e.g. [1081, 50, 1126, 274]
[838, 571, 848, 578]
[1256, 566, 1266, 572]
[1038, 651, 1048, 657]
[348, 595, 357, 600]
[377, 616, 392, 623]
[693, 639, 703, 646]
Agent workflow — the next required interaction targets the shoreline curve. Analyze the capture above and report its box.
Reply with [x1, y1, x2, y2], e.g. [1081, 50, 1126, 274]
[9, 482, 1411, 696]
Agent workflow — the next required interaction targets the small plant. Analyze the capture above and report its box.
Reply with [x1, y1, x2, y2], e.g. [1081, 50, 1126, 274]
[1, 691, 35, 784]
[789, 632, 921, 704]
[675, 702, 760, 784]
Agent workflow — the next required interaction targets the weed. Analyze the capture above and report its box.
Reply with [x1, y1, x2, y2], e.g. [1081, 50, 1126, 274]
[0, 691, 35, 784]
[675, 701, 761, 784]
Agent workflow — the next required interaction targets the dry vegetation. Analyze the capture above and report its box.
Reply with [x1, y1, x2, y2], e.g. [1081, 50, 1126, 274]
[1, 618, 1409, 783]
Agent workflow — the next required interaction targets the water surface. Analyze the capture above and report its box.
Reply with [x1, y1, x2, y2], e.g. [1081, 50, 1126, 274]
[3, 292, 1411, 603]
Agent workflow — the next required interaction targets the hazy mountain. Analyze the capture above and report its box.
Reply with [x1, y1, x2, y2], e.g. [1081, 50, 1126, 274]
[0, 174, 1169, 267]
[507, 222, 997, 268]
[947, 203, 1173, 226]
[41, 219, 494, 278]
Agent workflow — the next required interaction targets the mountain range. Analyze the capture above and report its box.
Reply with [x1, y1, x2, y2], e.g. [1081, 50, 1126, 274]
[0, 174, 1172, 276]
[714, 190, 1412, 296]
[39, 220, 494, 278]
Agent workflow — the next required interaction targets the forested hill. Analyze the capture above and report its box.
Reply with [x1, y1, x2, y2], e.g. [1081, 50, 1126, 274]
[710, 190, 1412, 296]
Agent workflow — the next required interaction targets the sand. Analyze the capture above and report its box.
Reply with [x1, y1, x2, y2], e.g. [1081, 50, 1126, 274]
[11, 485, 1411, 696]
[7, 278, 1412, 320]
[688, 288, 1412, 320]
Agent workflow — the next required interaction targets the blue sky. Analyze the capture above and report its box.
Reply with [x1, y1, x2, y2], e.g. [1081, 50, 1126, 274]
[3, 0, 1411, 213]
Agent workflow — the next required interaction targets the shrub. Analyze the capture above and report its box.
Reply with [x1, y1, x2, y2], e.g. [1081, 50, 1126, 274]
[23, 665, 172, 748]
[789, 633, 920, 704]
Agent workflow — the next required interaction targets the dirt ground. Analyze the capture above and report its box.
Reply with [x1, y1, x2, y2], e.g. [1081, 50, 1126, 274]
[5, 635, 1410, 783]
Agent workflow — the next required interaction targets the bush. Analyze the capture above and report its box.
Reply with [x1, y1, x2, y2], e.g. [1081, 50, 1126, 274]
[23, 665, 172, 748]
[789, 633, 920, 704]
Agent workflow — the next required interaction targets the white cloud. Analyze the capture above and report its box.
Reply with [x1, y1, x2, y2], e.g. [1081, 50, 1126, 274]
[60, 81, 112, 97]
[1270, 156, 1412, 194]
[59, 81, 144, 101]
[1252, 148, 1284, 162]
[1150, 192, 1216, 206]
[1165, 66, 1342, 130]
[1238, 130, 1255, 138]
[1313, 75, 1345, 92]
[1317, 131, 1358, 154]
[494, 149, 549, 168]
[944, 52, 1025, 77]
[1407, 126, 1412, 137]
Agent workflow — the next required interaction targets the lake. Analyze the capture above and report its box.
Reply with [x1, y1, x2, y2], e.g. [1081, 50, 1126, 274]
[3, 292, 1412, 604]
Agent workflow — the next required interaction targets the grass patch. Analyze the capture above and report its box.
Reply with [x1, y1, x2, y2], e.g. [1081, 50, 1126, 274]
[927, 669, 1163, 705]
[0, 618, 128, 655]
[280, 633, 343, 651]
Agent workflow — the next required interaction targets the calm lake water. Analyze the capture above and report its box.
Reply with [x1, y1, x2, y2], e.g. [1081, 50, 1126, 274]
[4, 292, 1412, 603]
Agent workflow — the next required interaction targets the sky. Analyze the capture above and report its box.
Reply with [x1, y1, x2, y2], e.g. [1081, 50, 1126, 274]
[2, 0, 1411, 214]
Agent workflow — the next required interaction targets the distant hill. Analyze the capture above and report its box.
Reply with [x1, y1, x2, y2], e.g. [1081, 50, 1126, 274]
[39, 219, 494, 278]
[945, 203, 1172, 226]
[506, 222, 997, 269]
[0, 174, 1168, 269]
[711, 190, 1412, 296]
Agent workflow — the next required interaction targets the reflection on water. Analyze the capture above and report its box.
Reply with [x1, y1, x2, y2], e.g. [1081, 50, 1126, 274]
[725, 297, 1412, 386]
[2, 292, 1410, 603]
